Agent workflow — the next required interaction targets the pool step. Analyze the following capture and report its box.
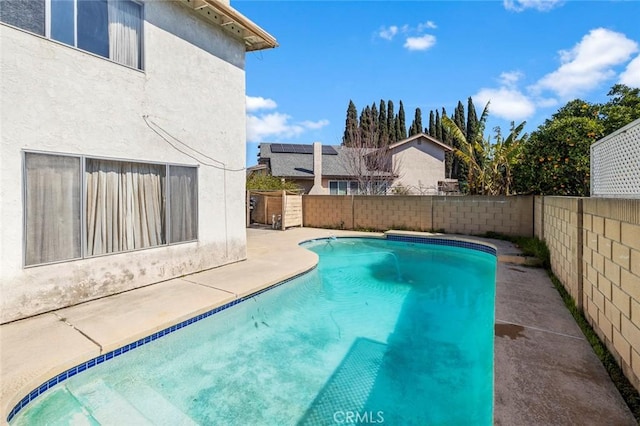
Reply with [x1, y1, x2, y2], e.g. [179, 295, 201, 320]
[70, 378, 198, 425]
[114, 380, 199, 426]
[70, 379, 154, 425]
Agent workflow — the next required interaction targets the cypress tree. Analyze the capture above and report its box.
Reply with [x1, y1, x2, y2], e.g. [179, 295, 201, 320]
[429, 110, 436, 137]
[370, 102, 379, 146]
[454, 100, 466, 136]
[452, 101, 467, 181]
[466, 97, 478, 145]
[441, 107, 454, 178]
[379, 100, 389, 147]
[359, 106, 373, 147]
[435, 110, 442, 141]
[398, 101, 407, 140]
[342, 100, 359, 146]
[387, 100, 396, 143]
[412, 108, 422, 136]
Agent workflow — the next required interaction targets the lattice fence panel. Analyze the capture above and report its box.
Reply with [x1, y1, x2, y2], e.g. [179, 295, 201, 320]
[591, 119, 640, 198]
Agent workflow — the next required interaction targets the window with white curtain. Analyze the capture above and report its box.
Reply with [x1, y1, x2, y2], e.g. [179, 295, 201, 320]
[24, 153, 82, 265]
[1, 0, 143, 70]
[24, 152, 198, 267]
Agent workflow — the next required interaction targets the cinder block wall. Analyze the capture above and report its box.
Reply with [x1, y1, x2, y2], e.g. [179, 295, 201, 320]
[534, 196, 544, 240]
[432, 196, 533, 236]
[303, 196, 353, 229]
[581, 198, 640, 390]
[543, 197, 584, 306]
[301, 195, 533, 236]
[353, 196, 432, 231]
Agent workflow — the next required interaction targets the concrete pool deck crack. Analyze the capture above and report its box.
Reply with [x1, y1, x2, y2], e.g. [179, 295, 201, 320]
[180, 278, 239, 298]
[495, 318, 585, 341]
[52, 313, 104, 352]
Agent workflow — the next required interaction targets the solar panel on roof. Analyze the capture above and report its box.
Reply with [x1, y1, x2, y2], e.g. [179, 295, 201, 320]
[322, 146, 338, 155]
[269, 143, 338, 155]
[270, 144, 283, 153]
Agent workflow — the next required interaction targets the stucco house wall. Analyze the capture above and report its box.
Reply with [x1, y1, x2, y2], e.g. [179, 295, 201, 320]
[391, 139, 447, 194]
[0, 1, 264, 323]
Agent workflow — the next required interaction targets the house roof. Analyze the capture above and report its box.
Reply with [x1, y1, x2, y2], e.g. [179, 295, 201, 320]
[258, 143, 392, 179]
[179, 0, 278, 51]
[388, 133, 453, 152]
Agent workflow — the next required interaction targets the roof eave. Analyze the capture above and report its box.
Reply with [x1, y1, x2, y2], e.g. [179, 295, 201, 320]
[180, 0, 278, 52]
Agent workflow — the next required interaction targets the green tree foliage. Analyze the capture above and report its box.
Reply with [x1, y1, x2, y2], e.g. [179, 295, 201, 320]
[359, 105, 374, 147]
[371, 102, 379, 144]
[378, 100, 389, 146]
[246, 173, 301, 191]
[342, 100, 358, 147]
[435, 110, 443, 141]
[514, 84, 640, 196]
[441, 108, 455, 178]
[409, 107, 422, 136]
[387, 100, 396, 143]
[514, 111, 603, 196]
[600, 84, 640, 134]
[397, 101, 407, 140]
[428, 110, 436, 137]
[443, 102, 527, 195]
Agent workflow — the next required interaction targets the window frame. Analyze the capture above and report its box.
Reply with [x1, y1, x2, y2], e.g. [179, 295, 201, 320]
[22, 150, 198, 268]
[2, 0, 144, 71]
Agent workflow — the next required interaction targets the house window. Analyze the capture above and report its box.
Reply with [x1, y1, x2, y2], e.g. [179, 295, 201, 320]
[24, 152, 198, 266]
[24, 153, 82, 265]
[329, 181, 360, 195]
[1, 0, 143, 70]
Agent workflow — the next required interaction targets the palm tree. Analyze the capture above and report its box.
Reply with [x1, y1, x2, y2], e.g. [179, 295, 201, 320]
[442, 103, 491, 194]
[488, 122, 527, 195]
[443, 102, 527, 195]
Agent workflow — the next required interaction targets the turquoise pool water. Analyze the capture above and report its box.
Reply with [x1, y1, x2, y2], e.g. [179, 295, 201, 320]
[11, 237, 496, 425]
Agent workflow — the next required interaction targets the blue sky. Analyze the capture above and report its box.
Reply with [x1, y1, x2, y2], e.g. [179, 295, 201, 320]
[235, 0, 640, 167]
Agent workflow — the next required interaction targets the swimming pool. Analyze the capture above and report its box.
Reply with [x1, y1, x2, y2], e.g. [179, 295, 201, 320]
[9, 236, 497, 425]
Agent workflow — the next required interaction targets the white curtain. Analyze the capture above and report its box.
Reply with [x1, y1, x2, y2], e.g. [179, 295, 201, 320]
[86, 160, 165, 256]
[107, 0, 141, 69]
[169, 166, 197, 243]
[25, 153, 81, 265]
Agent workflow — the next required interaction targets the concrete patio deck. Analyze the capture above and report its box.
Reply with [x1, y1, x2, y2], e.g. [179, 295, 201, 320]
[0, 227, 635, 424]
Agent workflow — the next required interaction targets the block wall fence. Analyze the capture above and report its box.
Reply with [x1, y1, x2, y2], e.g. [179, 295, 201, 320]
[539, 196, 640, 390]
[301, 194, 640, 390]
[302, 195, 534, 236]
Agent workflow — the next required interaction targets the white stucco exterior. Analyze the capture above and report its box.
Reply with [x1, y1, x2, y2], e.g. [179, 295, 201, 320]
[0, 1, 267, 323]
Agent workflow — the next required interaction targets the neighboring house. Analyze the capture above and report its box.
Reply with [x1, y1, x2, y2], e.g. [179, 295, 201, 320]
[0, 0, 276, 323]
[387, 133, 455, 194]
[255, 133, 453, 195]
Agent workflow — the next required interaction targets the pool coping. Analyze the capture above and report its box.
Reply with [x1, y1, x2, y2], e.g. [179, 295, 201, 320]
[1, 227, 635, 424]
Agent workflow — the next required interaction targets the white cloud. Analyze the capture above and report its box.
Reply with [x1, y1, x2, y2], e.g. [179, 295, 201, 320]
[300, 119, 330, 130]
[499, 71, 524, 87]
[503, 0, 564, 12]
[246, 96, 277, 112]
[418, 21, 437, 31]
[474, 87, 536, 121]
[619, 54, 640, 87]
[404, 34, 436, 51]
[246, 112, 329, 143]
[378, 25, 398, 41]
[534, 28, 638, 98]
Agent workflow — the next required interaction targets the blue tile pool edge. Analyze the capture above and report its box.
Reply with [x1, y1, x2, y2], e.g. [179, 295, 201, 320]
[301, 234, 498, 257]
[6, 266, 316, 423]
[384, 234, 498, 256]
